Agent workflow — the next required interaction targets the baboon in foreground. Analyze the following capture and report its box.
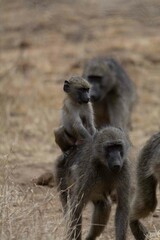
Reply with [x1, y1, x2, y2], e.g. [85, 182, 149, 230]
[54, 76, 96, 152]
[55, 127, 131, 240]
[83, 57, 137, 131]
[130, 132, 160, 240]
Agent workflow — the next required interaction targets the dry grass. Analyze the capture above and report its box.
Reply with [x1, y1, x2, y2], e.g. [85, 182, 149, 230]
[0, 157, 159, 239]
[0, 152, 68, 240]
[147, 230, 160, 240]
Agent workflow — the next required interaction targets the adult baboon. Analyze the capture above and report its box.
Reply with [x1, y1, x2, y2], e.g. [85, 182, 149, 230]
[83, 57, 137, 131]
[130, 132, 160, 240]
[54, 75, 96, 152]
[55, 127, 131, 240]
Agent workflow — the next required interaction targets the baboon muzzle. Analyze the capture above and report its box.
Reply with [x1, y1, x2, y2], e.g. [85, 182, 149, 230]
[111, 163, 121, 173]
[90, 94, 100, 102]
[108, 154, 122, 173]
[83, 96, 90, 103]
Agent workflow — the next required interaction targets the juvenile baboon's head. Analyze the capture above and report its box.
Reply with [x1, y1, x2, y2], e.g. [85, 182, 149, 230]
[93, 127, 130, 173]
[83, 58, 117, 102]
[63, 76, 91, 104]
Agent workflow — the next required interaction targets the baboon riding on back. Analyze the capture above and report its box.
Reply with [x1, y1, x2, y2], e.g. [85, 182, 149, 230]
[54, 75, 96, 152]
[36, 75, 96, 186]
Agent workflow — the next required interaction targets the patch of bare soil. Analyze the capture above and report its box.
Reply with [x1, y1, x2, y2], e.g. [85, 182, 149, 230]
[0, 0, 160, 239]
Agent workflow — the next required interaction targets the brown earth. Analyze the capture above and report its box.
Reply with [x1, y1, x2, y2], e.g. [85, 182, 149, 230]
[0, 0, 160, 239]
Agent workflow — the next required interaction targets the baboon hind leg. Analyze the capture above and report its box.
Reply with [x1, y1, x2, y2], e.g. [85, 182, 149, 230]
[130, 175, 158, 240]
[86, 199, 111, 240]
[58, 178, 70, 214]
[130, 220, 148, 240]
[56, 161, 69, 214]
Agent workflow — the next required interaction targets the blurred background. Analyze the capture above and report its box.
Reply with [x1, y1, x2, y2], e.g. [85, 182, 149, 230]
[0, 0, 160, 239]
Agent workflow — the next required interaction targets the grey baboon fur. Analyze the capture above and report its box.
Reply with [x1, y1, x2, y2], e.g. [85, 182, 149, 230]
[130, 132, 160, 240]
[83, 57, 137, 131]
[55, 126, 131, 240]
[54, 75, 96, 152]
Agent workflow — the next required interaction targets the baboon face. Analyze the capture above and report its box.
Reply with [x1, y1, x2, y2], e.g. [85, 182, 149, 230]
[104, 143, 124, 173]
[88, 74, 105, 102]
[64, 78, 90, 104]
[93, 127, 129, 173]
[83, 60, 116, 102]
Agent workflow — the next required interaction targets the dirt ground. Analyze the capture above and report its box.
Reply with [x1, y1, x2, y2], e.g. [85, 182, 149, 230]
[0, 0, 160, 239]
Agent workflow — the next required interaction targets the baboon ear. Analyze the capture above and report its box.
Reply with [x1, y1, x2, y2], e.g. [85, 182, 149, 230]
[118, 127, 123, 132]
[63, 80, 70, 93]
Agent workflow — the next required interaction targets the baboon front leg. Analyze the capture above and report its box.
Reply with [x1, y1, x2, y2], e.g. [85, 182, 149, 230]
[67, 203, 83, 240]
[115, 172, 130, 240]
[86, 114, 97, 136]
[67, 194, 85, 240]
[108, 100, 129, 130]
[56, 163, 69, 214]
[86, 199, 111, 240]
[115, 200, 129, 240]
[67, 176, 93, 240]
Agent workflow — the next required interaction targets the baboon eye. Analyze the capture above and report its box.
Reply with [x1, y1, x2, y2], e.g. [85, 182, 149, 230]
[88, 76, 102, 84]
[117, 145, 123, 157]
[105, 144, 123, 157]
[79, 88, 88, 92]
[119, 149, 123, 157]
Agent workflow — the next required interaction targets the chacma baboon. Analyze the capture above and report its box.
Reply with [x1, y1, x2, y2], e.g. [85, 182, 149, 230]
[83, 57, 137, 131]
[54, 75, 96, 152]
[130, 132, 160, 240]
[55, 126, 131, 240]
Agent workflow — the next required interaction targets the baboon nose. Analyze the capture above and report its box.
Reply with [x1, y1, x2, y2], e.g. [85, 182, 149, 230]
[90, 95, 98, 102]
[84, 97, 89, 103]
[112, 165, 121, 173]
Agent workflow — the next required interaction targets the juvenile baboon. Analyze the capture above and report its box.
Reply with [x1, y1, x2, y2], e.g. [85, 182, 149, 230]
[54, 75, 96, 152]
[130, 132, 160, 240]
[36, 76, 96, 186]
[55, 126, 131, 240]
[83, 57, 137, 131]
